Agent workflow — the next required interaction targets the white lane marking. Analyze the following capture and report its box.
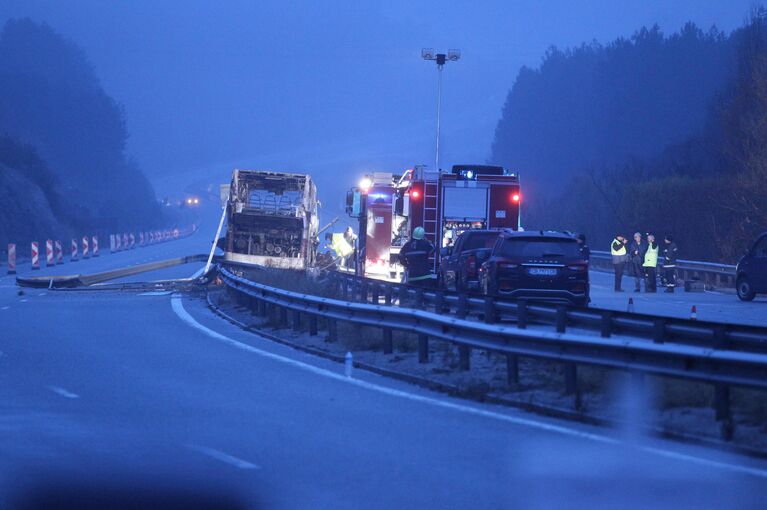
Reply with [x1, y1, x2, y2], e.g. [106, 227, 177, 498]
[170, 295, 767, 479]
[20, 299, 28, 303]
[48, 386, 79, 399]
[1, 306, 9, 310]
[186, 444, 260, 470]
[139, 291, 173, 296]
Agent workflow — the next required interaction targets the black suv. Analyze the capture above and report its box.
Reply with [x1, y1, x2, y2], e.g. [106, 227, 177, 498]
[478, 231, 589, 306]
[438, 230, 501, 291]
[736, 232, 767, 301]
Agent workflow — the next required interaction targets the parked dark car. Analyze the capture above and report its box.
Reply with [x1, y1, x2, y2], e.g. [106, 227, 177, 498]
[478, 231, 589, 306]
[438, 230, 501, 291]
[736, 232, 767, 301]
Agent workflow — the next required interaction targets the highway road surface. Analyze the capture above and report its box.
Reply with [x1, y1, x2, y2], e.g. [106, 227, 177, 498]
[1, 210, 766, 508]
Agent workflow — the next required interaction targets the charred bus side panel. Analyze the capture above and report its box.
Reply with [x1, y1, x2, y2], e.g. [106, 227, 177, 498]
[225, 169, 318, 270]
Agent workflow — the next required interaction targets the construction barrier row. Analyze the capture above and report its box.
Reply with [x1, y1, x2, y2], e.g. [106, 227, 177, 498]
[6, 225, 197, 274]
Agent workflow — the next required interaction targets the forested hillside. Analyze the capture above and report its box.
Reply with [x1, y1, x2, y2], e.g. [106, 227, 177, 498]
[491, 11, 767, 262]
[0, 18, 159, 246]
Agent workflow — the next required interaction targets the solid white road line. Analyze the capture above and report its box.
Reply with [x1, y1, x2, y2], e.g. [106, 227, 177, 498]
[48, 386, 79, 399]
[186, 444, 260, 470]
[170, 294, 767, 479]
[1, 306, 9, 310]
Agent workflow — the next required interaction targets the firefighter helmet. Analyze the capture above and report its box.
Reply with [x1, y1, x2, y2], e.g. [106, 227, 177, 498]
[413, 227, 425, 240]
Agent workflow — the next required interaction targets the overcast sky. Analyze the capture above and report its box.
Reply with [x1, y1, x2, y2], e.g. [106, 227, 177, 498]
[1, 0, 755, 209]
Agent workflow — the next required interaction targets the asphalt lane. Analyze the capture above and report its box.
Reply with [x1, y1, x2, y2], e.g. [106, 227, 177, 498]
[1, 283, 767, 508]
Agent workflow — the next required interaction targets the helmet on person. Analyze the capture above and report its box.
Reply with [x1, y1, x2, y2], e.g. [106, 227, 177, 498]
[413, 227, 425, 240]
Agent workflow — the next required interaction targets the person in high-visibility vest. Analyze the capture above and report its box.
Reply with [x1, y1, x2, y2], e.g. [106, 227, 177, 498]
[399, 226, 435, 286]
[325, 232, 353, 266]
[642, 233, 659, 293]
[610, 234, 628, 292]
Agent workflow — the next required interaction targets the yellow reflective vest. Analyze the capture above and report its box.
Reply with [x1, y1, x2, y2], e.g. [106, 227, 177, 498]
[643, 243, 659, 267]
[330, 233, 353, 258]
[610, 238, 627, 256]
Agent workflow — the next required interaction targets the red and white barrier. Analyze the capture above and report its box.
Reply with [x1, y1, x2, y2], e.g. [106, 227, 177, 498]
[115, 234, 122, 251]
[122, 233, 129, 249]
[55, 240, 63, 264]
[31, 242, 40, 270]
[71, 238, 79, 261]
[92, 235, 99, 257]
[82, 236, 90, 259]
[45, 239, 55, 267]
[7, 243, 16, 274]
[139, 232, 144, 246]
[129, 233, 136, 249]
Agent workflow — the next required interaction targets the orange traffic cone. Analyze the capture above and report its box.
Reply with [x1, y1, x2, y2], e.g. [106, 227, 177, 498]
[627, 297, 635, 313]
[690, 305, 697, 321]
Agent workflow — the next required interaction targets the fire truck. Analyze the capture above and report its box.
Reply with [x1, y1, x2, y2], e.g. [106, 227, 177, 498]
[347, 165, 521, 278]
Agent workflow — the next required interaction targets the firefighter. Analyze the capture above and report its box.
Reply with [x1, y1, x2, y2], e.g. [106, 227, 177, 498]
[643, 233, 659, 293]
[399, 226, 435, 286]
[610, 234, 628, 292]
[628, 232, 647, 292]
[662, 235, 678, 293]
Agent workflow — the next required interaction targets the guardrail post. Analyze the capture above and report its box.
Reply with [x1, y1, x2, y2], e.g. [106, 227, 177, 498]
[382, 328, 393, 354]
[371, 284, 380, 305]
[600, 311, 612, 337]
[435, 290, 445, 314]
[484, 297, 496, 324]
[292, 310, 301, 331]
[564, 364, 577, 395]
[712, 325, 734, 440]
[279, 306, 288, 327]
[360, 281, 368, 303]
[517, 299, 527, 329]
[556, 306, 567, 333]
[414, 288, 424, 309]
[418, 334, 429, 363]
[506, 355, 519, 386]
[326, 318, 337, 342]
[459, 345, 470, 370]
[341, 280, 349, 301]
[653, 318, 665, 343]
[457, 293, 468, 319]
[309, 314, 318, 336]
[384, 286, 392, 306]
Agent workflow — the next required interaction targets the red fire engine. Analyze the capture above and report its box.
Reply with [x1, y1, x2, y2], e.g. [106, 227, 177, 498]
[347, 165, 521, 278]
[397, 164, 521, 270]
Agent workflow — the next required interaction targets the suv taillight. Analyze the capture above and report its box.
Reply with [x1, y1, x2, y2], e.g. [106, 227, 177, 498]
[567, 264, 587, 272]
[499, 262, 519, 269]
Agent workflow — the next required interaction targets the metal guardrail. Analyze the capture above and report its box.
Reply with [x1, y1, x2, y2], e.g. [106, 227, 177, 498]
[590, 250, 737, 289]
[328, 272, 767, 354]
[219, 266, 767, 440]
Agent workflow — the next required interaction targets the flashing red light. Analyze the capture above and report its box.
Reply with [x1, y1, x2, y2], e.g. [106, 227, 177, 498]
[511, 193, 520, 203]
[411, 190, 420, 199]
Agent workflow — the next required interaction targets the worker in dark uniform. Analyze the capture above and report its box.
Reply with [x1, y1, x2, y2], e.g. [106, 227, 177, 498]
[399, 226, 435, 286]
[610, 234, 628, 292]
[576, 233, 590, 260]
[662, 235, 678, 293]
[628, 232, 647, 292]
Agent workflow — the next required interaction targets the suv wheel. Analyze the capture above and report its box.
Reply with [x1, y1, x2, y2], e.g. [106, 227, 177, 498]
[737, 276, 756, 301]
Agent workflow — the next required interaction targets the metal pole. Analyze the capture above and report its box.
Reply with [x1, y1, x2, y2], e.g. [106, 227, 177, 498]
[356, 191, 368, 277]
[435, 64, 443, 172]
[204, 204, 228, 275]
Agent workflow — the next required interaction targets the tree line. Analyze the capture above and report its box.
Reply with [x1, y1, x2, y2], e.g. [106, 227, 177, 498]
[0, 18, 160, 246]
[491, 9, 767, 262]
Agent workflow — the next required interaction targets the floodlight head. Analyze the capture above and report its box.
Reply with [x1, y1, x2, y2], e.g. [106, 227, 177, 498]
[447, 49, 461, 61]
[421, 48, 435, 60]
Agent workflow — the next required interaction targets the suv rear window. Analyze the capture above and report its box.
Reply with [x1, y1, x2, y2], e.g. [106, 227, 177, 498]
[462, 233, 499, 251]
[498, 237, 580, 258]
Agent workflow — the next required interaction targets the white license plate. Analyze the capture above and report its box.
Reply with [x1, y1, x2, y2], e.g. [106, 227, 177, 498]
[528, 268, 558, 276]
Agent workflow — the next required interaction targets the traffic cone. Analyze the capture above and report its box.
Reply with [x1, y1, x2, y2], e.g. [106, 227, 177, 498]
[627, 297, 635, 313]
[690, 305, 697, 321]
